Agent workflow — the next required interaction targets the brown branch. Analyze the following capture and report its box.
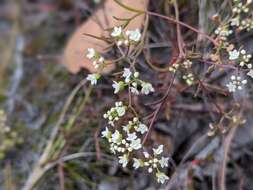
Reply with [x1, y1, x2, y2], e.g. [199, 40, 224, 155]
[146, 11, 218, 46]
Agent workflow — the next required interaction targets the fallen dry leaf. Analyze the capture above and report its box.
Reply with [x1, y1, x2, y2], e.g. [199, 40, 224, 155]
[62, 0, 149, 74]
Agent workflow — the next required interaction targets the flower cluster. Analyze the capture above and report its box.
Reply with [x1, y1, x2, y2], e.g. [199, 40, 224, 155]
[168, 63, 179, 73]
[214, 25, 233, 41]
[112, 68, 154, 95]
[103, 101, 126, 126]
[133, 145, 170, 184]
[102, 117, 145, 156]
[102, 112, 170, 183]
[168, 59, 195, 86]
[0, 110, 22, 159]
[227, 48, 252, 69]
[239, 18, 253, 31]
[86, 48, 105, 69]
[182, 73, 194, 86]
[211, 0, 253, 93]
[102, 87, 169, 183]
[207, 123, 226, 137]
[214, 0, 253, 42]
[232, 0, 251, 14]
[229, 0, 253, 31]
[226, 75, 247, 92]
[182, 59, 193, 69]
[111, 26, 142, 46]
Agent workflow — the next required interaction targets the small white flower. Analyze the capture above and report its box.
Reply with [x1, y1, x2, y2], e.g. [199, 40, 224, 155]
[86, 73, 100, 85]
[126, 29, 142, 42]
[98, 57, 104, 63]
[110, 145, 117, 154]
[115, 106, 126, 117]
[101, 127, 111, 139]
[156, 172, 169, 184]
[123, 68, 132, 82]
[143, 152, 150, 158]
[229, 49, 240, 60]
[130, 138, 142, 150]
[133, 158, 143, 169]
[112, 130, 122, 143]
[123, 125, 130, 133]
[112, 81, 124, 94]
[86, 48, 96, 59]
[117, 40, 123, 46]
[126, 132, 137, 141]
[153, 145, 164, 155]
[118, 154, 128, 167]
[141, 82, 154, 95]
[247, 69, 253, 78]
[111, 26, 122, 37]
[242, 79, 247, 84]
[226, 75, 247, 92]
[159, 157, 169, 168]
[134, 72, 139, 78]
[130, 87, 139, 95]
[230, 17, 240, 26]
[136, 123, 148, 134]
[226, 82, 237, 92]
[148, 167, 153, 173]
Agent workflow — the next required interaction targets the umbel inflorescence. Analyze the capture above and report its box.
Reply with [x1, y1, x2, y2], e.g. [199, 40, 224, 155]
[86, 26, 170, 183]
[85, 0, 253, 185]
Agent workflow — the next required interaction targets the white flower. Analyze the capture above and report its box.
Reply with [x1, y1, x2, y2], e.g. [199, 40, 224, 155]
[230, 17, 240, 26]
[241, 80, 247, 84]
[226, 82, 237, 92]
[247, 70, 253, 78]
[130, 87, 139, 95]
[110, 144, 117, 154]
[111, 26, 122, 37]
[133, 158, 143, 169]
[134, 72, 139, 78]
[226, 75, 247, 92]
[136, 123, 148, 134]
[98, 57, 104, 63]
[156, 172, 169, 184]
[159, 157, 169, 168]
[86, 73, 100, 85]
[126, 132, 137, 141]
[153, 145, 163, 155]
[123, 125, 130, 133]
[101, 127, 111, 139]
[143, 152, 150, 158]
[123, 68, 132, 82]
[118, 154, 128, 167]
[141, 82, 154, 95]
[130, 138, 142, 150]
[86, 48, 96, 59]
[112, 130, 122, 143]
[115, 106, 126, 117]
[126, 29, 142, 42]
[229, 49, 240, 60]
[112, 81, 124, 94]
[117, 40, 123, 46]
[148, 167, 153, 173]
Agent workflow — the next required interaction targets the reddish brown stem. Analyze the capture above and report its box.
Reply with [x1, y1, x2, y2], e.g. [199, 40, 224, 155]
[142, 73, 176, 145]
[146, 11, 218, 46]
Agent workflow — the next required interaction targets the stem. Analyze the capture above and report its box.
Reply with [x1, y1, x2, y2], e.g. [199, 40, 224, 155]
[22, 80, 92, 190]
[219, 122, 239, 190]
[173, 0, 185, 58]
[142, 73, 176, 145]
[146, 11, 218, 46]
